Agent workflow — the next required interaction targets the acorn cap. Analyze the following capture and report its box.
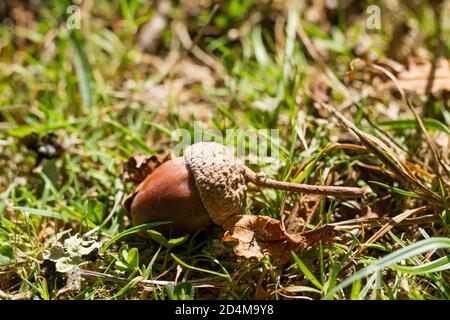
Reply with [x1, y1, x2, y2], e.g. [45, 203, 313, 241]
[184, 142, 247, 226]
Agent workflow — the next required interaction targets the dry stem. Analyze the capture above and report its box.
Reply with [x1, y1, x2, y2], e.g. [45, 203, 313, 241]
[244, 166, 371, 198]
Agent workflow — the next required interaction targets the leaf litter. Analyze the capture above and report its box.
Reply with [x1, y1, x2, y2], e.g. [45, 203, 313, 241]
[223, 215, 335, 266]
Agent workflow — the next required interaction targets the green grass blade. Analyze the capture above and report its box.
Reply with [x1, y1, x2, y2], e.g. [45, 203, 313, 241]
[104, 119, 153, 153]
[292, 251, 323, 290]
[101, 222, 170, 252]
[13, 206, 64, 220]
[378, 118, 450, 136]
[170, 253, 231, 279]
[70, 30, 94, 112]
[369, 181, 422, 198]
[350, 278, 362, 300]
[113, 275, 143, 299]
[323, 237, 450, 299]
[390, 255, 450, 274]
[146, 121, 174, 138]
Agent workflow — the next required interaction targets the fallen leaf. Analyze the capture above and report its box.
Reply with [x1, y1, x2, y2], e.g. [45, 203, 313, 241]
[300, 225, 336, 247]
[254, 286, 272, 299]
[223, 215, 335, 266]
[122, 151, 172, 184]
[391, 58, 450, 95]
[286, 194, 321, 234]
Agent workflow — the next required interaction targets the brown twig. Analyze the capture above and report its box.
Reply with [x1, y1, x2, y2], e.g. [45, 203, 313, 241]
[243, 166, 371, 198]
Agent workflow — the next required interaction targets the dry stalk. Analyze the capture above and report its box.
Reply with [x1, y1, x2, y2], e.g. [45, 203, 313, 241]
[243, 166, 371, 198]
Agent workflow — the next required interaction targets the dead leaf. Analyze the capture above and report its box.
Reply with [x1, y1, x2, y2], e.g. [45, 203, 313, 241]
[300, 225, 336, 246]
[223, 215, 335, 266]
[223, 215, 290, 262]
[122, 151, 172, 184]
[286, 194, 321, 233]
[390, 58, 450, 95]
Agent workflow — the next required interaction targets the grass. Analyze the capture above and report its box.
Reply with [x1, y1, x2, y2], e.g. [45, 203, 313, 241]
[0, 0, 449, 300]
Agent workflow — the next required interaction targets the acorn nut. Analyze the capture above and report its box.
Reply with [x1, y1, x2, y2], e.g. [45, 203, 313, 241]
[124, 142, 247, 237]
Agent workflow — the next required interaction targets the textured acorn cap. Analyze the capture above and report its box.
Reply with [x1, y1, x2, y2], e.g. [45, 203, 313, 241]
[184, 142, 247, 226]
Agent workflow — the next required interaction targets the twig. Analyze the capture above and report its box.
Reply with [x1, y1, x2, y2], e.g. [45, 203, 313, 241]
[316, 100, 442, 203]
[243, 166, 371, 198]
[295, 15, 444, 205]
[174, 20, 227, 81]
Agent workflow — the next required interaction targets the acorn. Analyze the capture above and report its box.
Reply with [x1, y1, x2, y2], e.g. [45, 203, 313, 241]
[124, 142, 370, 237]
[124, 142, 246, 237]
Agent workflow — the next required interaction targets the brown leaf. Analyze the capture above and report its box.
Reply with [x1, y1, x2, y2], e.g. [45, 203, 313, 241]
[286, 194, 321, 234]
[300, 225, 336, 247]
[122, 152, 172, 184]
[223, 215, 335, 266]
[394, 58, 450, 95]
